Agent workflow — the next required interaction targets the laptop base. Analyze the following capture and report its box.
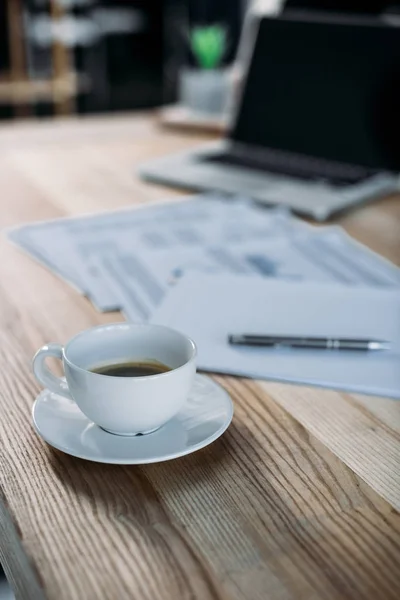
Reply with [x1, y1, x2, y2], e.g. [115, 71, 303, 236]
[139, 141, 398, 221]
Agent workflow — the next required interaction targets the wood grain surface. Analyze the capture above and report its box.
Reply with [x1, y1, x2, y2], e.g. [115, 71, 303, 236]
[0, 114, 399, 600]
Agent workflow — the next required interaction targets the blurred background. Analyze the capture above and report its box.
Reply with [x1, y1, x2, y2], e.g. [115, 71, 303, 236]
[0, 0, 248, 120]
[1, 1, 398, 122]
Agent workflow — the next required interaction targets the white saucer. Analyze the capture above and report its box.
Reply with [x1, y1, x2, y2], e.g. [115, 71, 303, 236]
[32, 374, 233, 464]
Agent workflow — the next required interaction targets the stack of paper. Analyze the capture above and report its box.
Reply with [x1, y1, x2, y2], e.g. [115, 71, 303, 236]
[8, 193, 400, 397]
[8, 194, 400, 322]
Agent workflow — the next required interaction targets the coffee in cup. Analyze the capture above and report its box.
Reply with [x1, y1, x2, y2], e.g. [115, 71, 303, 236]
[32, 323, 196, 436]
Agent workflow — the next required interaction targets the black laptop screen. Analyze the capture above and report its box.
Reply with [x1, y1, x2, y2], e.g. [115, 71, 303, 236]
[232, 15, 400, 170]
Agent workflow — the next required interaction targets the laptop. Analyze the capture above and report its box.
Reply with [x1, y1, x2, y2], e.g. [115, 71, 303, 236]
[140, 12, 400, 221]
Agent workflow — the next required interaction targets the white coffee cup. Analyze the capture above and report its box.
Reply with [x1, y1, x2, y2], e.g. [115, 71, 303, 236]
[32, 323, 197, 436]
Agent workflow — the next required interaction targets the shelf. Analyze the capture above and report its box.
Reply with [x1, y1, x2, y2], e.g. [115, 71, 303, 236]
[0, 72, 89, 104]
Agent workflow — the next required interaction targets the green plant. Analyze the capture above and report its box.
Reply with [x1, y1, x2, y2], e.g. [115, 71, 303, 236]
[190, 25, 227, 70]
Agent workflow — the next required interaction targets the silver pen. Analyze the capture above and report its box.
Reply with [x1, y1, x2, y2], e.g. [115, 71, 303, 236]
[228, 334, 391, 351]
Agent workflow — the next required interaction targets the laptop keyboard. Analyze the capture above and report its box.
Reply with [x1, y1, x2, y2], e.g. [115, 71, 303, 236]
[202, 150, 373, 186]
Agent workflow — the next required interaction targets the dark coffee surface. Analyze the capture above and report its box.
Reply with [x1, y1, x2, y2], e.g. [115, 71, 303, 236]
[90, 360, 171, 378]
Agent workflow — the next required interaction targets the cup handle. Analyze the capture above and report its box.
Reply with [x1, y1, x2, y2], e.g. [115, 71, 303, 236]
[32, 343, 72, 399]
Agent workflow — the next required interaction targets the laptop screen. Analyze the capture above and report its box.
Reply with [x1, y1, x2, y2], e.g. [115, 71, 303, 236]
[231, 15, 400, 171]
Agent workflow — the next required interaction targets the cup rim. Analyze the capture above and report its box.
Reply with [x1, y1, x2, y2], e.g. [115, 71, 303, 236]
[63, 322, 197, 380]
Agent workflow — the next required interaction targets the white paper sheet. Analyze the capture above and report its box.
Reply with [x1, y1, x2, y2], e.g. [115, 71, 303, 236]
[150, 274, 400, 399]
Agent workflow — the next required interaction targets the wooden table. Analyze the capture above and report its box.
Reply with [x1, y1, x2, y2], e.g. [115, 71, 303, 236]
[0, 114, 399, 600]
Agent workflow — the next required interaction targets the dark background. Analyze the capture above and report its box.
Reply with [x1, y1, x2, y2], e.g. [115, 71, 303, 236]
[0, 0, 243, 119]
[0, 0, 399, 119]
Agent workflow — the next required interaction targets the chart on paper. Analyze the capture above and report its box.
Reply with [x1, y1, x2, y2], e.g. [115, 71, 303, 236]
[8, 194, 400, 322]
